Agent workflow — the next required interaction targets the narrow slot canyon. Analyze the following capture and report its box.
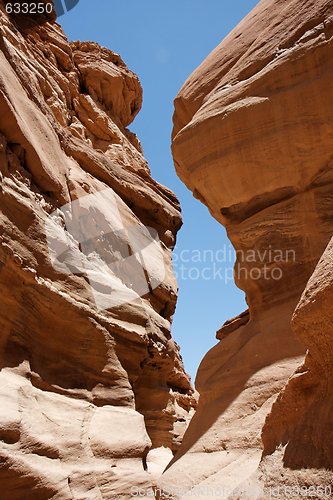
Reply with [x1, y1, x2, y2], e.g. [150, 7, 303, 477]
[0, 1, 333, 499]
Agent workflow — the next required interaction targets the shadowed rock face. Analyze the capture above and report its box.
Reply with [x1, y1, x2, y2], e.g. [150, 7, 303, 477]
[159, 0, 333, 497]
[0, 2, 196, 498]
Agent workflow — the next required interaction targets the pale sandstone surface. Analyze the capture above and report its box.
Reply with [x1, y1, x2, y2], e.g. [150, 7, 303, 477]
[258, 237, 333, 492]
[159, 0, 333, 497]
[0, 2, 195, 498]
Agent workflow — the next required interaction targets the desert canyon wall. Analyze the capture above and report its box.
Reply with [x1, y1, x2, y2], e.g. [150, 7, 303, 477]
[0, 2, 196, 498]
[159, 0, 333, 497]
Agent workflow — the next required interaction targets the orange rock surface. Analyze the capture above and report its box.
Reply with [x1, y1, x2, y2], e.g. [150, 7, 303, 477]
[0, 3, 195, 498]
[159, 0, 333, 497]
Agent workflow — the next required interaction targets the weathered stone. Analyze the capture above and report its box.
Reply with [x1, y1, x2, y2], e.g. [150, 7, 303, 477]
[159, 0, 333, 497]
[0, 2, 195, 498]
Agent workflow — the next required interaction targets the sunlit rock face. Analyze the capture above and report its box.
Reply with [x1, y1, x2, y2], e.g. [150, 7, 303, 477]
[0, 2, 196, 498]
[159, 0, 333, 497]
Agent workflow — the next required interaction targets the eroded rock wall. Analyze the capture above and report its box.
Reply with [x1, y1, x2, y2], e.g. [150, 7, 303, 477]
[0, 3, 195, 498]
[159, 0, 333, 497]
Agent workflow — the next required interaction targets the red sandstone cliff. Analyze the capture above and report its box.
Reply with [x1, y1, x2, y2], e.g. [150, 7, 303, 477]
[159, 0, 333, 497]
[0, 2, 195, 498]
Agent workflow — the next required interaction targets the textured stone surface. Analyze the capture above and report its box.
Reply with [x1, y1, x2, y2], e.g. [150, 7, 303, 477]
[0, 2, 195, 498]
[160, 0, 333, 497]
[260, 236, 333, 490]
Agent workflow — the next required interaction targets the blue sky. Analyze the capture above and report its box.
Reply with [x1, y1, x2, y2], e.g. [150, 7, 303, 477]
[60, 0, 259, 382]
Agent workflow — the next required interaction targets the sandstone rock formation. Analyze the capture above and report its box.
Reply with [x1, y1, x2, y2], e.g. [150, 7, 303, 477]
[159, 0, 333, 497]
[0, 2, 195, 498]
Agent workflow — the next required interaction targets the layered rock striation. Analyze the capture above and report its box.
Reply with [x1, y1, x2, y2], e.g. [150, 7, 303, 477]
[159, 0, 333, 497]
[0, 2, 195, 498]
